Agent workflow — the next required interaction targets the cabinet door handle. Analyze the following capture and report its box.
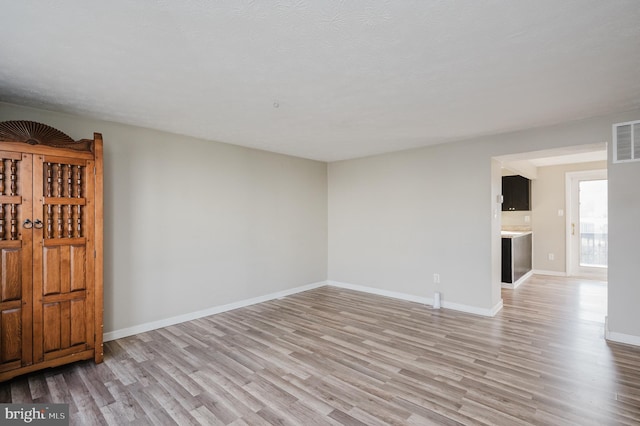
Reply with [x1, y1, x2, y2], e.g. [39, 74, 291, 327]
[571, 223, 575, 236]
[34, 219, 44, 229]
[23, 219, 33, 229]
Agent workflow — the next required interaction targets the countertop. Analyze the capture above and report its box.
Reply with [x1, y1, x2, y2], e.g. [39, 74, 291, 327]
[501, 230, 532, 238]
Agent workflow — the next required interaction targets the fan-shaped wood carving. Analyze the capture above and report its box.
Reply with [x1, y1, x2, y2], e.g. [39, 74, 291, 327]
[0, 120, 93, 152]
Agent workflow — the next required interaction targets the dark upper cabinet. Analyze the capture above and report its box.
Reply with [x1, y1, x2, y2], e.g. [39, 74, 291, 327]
[502, 175, 531, 211]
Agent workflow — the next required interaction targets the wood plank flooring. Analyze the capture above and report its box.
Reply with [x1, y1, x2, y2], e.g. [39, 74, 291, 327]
[2, 275, 640, 425]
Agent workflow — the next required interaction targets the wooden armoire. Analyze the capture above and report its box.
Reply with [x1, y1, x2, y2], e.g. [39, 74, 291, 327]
[0, 121, 103, 381]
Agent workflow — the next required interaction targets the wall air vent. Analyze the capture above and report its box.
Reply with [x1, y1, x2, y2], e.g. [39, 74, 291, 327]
[613, 120, 640, 163]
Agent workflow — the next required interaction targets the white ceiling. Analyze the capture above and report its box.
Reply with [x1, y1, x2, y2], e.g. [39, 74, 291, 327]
[1, 1, 639, 162]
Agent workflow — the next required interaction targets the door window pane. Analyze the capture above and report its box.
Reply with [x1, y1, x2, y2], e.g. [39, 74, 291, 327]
[579, 179, 607, 267]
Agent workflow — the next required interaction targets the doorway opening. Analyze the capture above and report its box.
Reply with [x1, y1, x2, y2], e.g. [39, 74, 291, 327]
[492, 142, 609, 323]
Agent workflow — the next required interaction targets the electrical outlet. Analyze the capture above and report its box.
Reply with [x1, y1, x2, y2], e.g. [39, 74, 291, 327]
[548, 253, 555, 261]
[524, 215, 530, 223]
[433, 273, 440, 284]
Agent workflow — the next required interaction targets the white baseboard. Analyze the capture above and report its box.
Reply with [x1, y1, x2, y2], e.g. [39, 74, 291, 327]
[328, 280, 503, 317]
[327, 280, 432, 304]
[501, 270, 534, 289]
[605, 316, 640, 347]
[490, 299, 504, 316]
[533, 269, 567, 277]
[442, 298, 503, 317]
[103, 281, 327, 342]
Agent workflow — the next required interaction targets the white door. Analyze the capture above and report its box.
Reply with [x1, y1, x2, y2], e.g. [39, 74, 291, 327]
[567, 170, 608, 279]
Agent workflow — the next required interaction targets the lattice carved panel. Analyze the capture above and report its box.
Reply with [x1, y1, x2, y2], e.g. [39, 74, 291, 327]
[42, 162, 88, 240]
[0, 153, 24, 242]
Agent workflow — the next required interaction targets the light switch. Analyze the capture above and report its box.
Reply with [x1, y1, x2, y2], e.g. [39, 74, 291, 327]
[558, 209, 564, 217]
[524, 215, 530, 223]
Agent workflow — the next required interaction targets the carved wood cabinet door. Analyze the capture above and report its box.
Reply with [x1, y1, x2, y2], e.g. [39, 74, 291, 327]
[0, 151, 34, 373]
[33, 155, 96, 364]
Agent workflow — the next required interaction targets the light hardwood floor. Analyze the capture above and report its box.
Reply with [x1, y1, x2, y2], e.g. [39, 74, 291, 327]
[2, 276, 640, 425]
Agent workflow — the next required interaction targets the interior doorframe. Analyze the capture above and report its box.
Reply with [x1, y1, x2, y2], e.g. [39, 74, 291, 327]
[565, 169, 608, 279]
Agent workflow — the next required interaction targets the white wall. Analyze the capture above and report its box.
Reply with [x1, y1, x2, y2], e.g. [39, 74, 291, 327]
[608, 150, 640, 340]
[0, 102, 328, 335]
[328, 109, 640, 335]
[328, 141, 499, 313]
[490, 159, 503, 307]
